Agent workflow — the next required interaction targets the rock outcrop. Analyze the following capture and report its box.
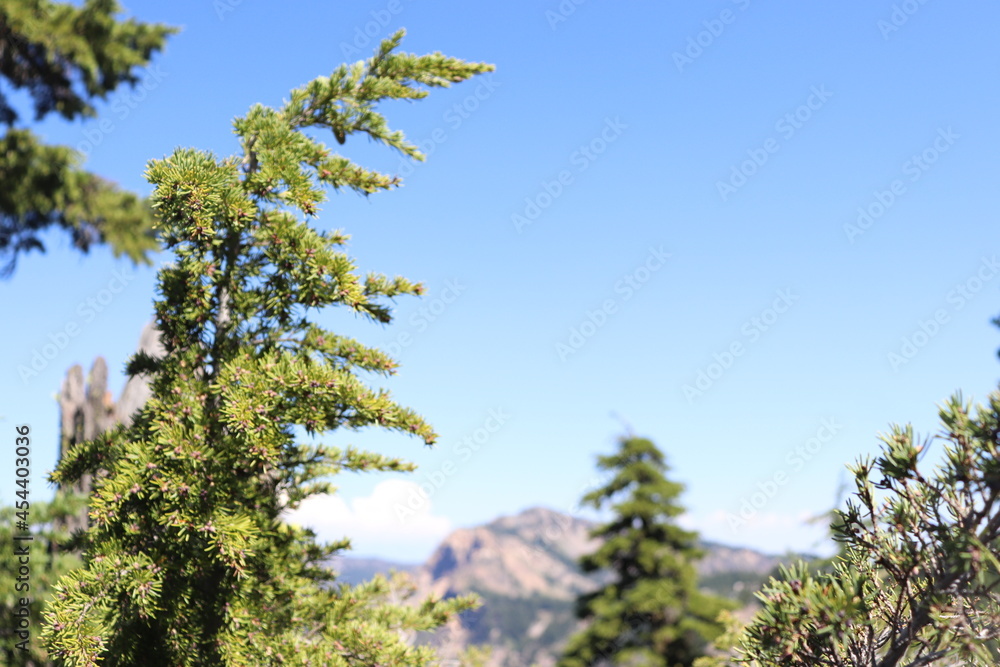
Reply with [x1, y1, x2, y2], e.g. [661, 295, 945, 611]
[416, 507, 600, 602]
[55, 321, 164, 533]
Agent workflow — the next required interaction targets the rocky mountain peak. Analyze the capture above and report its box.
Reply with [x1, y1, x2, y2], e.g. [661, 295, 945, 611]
[418, 506, 601, 601]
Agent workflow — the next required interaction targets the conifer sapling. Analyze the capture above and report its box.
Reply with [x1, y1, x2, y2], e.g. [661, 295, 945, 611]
[42, 31, 494, 666]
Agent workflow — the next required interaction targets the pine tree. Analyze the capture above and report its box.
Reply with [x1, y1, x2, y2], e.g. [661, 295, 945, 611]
[41, 31, 493, 666]
[559, 435, 736, 667]
[0, 0, 175, 276]
[735, 388, 1000, 667]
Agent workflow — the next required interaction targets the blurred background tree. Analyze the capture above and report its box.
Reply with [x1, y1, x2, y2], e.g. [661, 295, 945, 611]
[0, 0, 175, 277]
[559, 435, 736, 667]
[0, 494, 85, 666]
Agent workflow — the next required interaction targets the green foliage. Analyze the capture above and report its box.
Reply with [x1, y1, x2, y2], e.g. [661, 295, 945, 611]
[41, 31, 493, 666]
[457, 643, 494, 667]
[0, 494, 85, 666]
[0, 0, 175, 275]
[0, 128, 160, 274]
[691, 611, 748, 667]
[738, 389, 1000, 667]
[559, 436, 736, 667]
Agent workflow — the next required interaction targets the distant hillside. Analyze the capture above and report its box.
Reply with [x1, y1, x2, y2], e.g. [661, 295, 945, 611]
[331, 507, 813, 667]
[415, 507, 600, 601]
[698, 540, 786, 577]
[327, 556, 418, 586]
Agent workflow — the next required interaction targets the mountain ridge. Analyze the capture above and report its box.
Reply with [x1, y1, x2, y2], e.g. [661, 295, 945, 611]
[330, 506, 813, 666]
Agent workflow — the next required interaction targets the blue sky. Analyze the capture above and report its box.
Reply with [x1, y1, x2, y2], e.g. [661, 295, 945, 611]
[3, 1, 1000, 563]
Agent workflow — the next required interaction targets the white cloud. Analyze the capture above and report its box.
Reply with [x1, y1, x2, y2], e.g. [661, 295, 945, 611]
[283, 479, 453, 562]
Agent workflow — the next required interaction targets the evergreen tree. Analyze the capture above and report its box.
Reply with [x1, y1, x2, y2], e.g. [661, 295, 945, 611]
[0, 494, 85, 666]
[735, 388, 1000, 667]
[41, 31, 493, 666]
[0, 0, 175, 276]
[559, 435, 735, 667]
